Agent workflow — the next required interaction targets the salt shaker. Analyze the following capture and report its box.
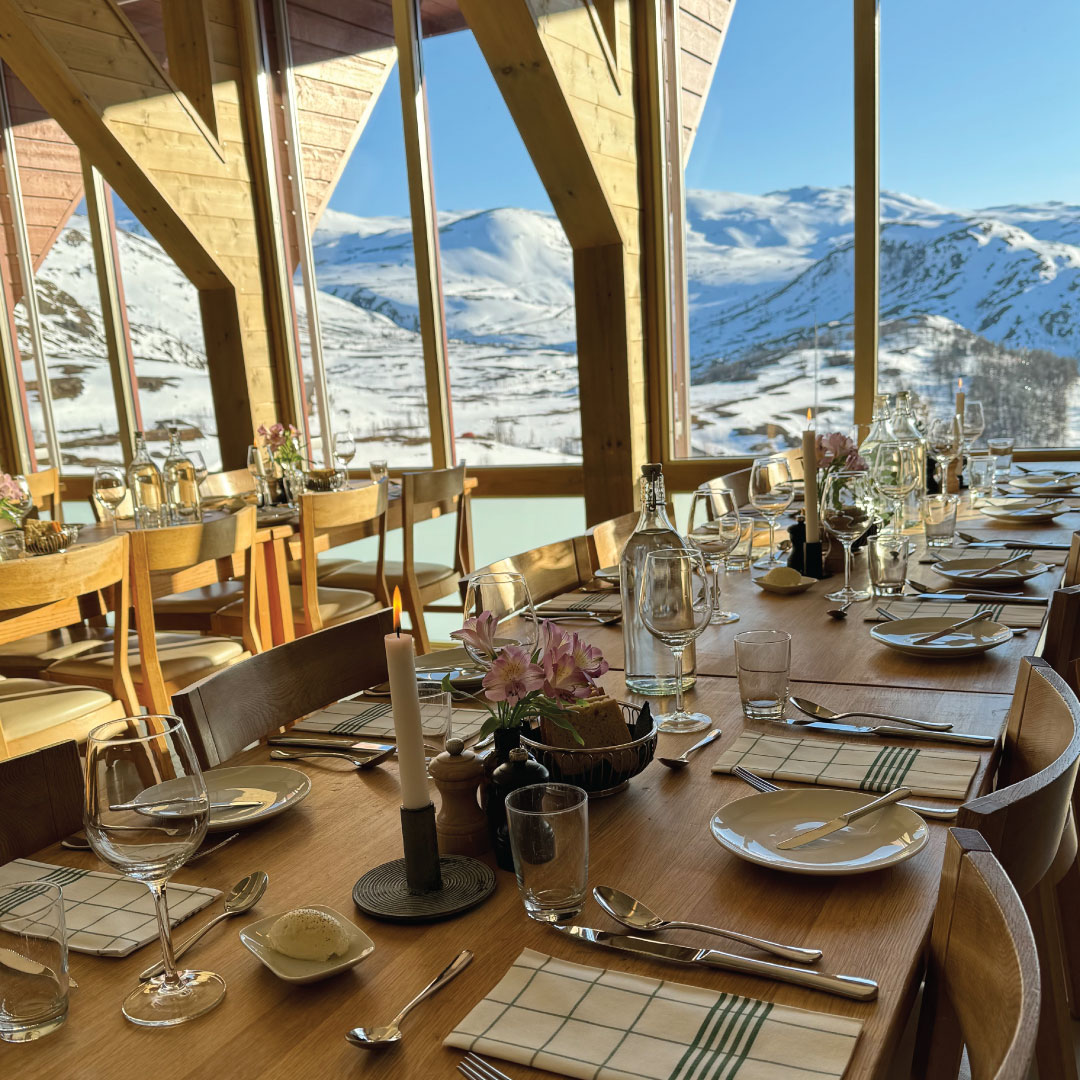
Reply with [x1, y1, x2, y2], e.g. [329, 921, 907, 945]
[429, 738, 489, 856]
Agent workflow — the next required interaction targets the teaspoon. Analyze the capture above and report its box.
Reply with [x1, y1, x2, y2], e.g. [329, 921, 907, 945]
[658, 728, 722, 770]
[826, 600, 856, 620]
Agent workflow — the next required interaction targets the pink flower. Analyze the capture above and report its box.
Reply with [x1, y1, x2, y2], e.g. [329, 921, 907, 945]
[542, 641, 591, 701]
[483, 645, 544, 705]
[538, 619, 569, 659]
[816, 432, 865, 471]
[450, 611, 499, 658]
[569, 633, 609, 680]
[0, 473, 20, 502]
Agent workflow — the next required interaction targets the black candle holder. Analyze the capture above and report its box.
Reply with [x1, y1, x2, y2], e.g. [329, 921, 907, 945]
[352, 803, 496, 923]
[803, 540, 826, 579]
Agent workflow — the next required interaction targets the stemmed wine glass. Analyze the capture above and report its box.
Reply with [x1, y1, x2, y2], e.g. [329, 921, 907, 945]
[639, 548, 713, 733]
[92, 465, 127, 534]
[461, 571, 539, 668]
[333, 432, 356, 470]
[749, 456, 794, 570]
[929, 416, 963, 488]
[687, 485, 742, 624]
[868, 441, 920, 536]
[961, 400, 985, 453]
[84, 716, 225, 1027]
[187, 451, 208, 491]
[820, 470, 873, 604]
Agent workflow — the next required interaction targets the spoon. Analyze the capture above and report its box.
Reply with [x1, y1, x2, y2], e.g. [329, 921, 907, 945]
[139, 871, 268, 981]
[270, 747, 394, 769]
[658, 728, 723, 770]
[346, 949, 473, 1048]
[592, 886, 822, 964]
[826, 600, 857, 620]
[788, 695, 952, 732]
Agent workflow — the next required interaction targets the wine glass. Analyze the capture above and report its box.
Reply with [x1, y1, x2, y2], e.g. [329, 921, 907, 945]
[820, 470, 873, 604]
[461, 571, 539, 667]
[962, 400, 985, 452]
[84, 716, 225, 1027]
[333, 432, 356, 469]
[929, 416, 963, 488]
[9, 475, 32, 525]
[639, 548, 713, 733]
[369, 460, 389, 485]
[92, 465, 127, 534]
[749, 456, 794, 569]
[187, 451, 208, 490]
[687, 485, 742, 624]
[868, 441, 919, 536]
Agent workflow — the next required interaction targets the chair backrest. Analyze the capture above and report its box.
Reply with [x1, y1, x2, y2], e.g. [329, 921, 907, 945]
[403, 464, 471, 579]
[1038, 583, 1080, 695]
[201, 469, 255, 499]
[296, 481, 389, 632]
[586, 512, 639, 572]
[712, 468, 751, 508]
[461, 536, 592, 605]
[172, 608, 394, 767]
[919, 827, 1039, 1080]
[779, 446, 805, 482]
[27, 467, 62, 521]
[1063, 531, 1080, 588]
[959, 656, 1080, 896]
[89, 488, 134, 522]
[0, 740, 84, 862]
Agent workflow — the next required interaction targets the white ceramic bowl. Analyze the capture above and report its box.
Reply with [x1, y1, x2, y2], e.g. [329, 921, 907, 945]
[752, 575, 816, 595]
[240, 906, 375, 983]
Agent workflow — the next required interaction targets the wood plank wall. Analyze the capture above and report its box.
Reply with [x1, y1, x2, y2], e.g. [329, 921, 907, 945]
[678, 0, 733, 160]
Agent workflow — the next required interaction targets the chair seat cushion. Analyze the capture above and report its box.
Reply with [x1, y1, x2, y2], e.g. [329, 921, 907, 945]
[153, 582, 244, 615]
[47, 635, 247, 684]
[217, 585, 378, 629]
[0, 630, 116, 677]
[0, 679, 119, 740]
[320, 560, 455, 592]
[285, 558, 356, 586]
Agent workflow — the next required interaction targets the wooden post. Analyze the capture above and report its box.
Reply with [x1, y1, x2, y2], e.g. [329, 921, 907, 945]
[161, 0, 218, 138]
[0, 263, 30, 473]
[393, 0, 454, 471]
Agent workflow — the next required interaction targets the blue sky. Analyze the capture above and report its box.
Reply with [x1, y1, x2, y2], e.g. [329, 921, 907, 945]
[330, 0, 1080, 219]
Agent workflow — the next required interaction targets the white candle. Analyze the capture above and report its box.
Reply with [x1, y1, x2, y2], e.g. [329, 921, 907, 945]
[955, 378, 965, 420]
[384, 589, 429, 810]
[802, 423, 820, 544]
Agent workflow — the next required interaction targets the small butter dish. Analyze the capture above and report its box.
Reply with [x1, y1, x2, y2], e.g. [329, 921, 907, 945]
[752, 574, 816, 595]
[239, 905, 374, 983]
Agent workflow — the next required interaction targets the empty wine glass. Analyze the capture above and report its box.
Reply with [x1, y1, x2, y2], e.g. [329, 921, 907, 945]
[187, 451, 208, 490]
[462, 571, 539, 668]
[868, 441, 919, 536]
[246, 445, 270, 506]
[92, 465, 127, 534]
[929, 416, 963, 487]
[84, 716, 225, 1027]
[333, 432, 356, 469]
[639, 548, 713, 733]
[687, 485, 742, 624]
[962, 400, 985, 451]
[749, 456, 794, 570]
[820, 470, 873, 604]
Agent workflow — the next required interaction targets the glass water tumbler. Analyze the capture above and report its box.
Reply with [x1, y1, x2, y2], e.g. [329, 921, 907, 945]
[734, 630, 791, 722]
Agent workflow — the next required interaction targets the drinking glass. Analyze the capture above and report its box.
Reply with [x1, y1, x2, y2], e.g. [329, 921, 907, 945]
[922, 494, 960, 548]
[187, 451, 208, 490]
[333, 432, 356, 470]
[505, 783, 588, 924]
[967, 454, 995, 508]
[820, 470, 873, 603]
[84, 715, 225, 1027]
[929, 416, 963, 488]
[92, 465, 127, 534]
[639, 548, 713, 733]
[246, 446, 271, 507]
[724, 520, 756, 572]
[417, 681, 453, 740]
[0, 881, 68, 1042]
[734, 630, 791, 722]
[868, 441, 919, 536]
[868, 534, 909, 597]
[987, 437, 1015, 481]
[0, 530, 26, 560]
[687, 486, 742, 624]
[749, 456, 794, 570]
[9, 475, 32, 525]
[462, 571, 539, 667]
[962, 400, 985, 451]
[369, 460, 389, 485]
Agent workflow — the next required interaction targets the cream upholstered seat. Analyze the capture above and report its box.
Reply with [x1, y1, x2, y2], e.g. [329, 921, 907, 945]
[0, 679, 125, 744]
[217, 584, 378, 631]
[0, 629, 118, 677]
[48, 635, 247, 686]
[312, 560, 455, 593]
[153, 582, 244, 616]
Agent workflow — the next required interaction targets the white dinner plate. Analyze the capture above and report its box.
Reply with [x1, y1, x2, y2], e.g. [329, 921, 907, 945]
[594, 565, 620, 583]
[931, 556, 1049, 588]
[240, 905, 375, 983]
[1011, 473, 1079, 495]
[869, 616, 1012, 658]
[709, 789, 928, 875]
[414, 645, 486, 690]
[138, 765, 311, 832]
[752, 574, 816, 595]
[979, 497, 1069, 523]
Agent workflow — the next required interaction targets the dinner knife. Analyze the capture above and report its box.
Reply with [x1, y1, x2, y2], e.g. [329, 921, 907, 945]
[268, 736, 396, 753]
[775, 787, 911, 849]
[552, 925, 878, 1001]
[903, 592, 1048, 606]
[791, 720, 997, 746]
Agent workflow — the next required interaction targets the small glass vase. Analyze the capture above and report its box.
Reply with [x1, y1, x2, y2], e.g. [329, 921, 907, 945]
[281, 464, 305, 508]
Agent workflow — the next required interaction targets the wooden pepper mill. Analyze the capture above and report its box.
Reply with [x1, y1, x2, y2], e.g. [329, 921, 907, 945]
[429, 738, 489, 856]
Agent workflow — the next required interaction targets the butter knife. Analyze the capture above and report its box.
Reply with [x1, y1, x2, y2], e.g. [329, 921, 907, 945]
[552, 925, 878, 1001]
[904, 592, 1048, 605]
[791, 720, 996, 746]
[775, 787, 911, 849]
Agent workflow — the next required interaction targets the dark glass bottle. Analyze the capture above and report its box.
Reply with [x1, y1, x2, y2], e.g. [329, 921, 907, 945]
[488, 747, 548, 871]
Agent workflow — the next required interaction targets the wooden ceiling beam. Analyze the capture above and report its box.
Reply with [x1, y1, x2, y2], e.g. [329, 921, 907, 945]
[161, 0, 219, 138]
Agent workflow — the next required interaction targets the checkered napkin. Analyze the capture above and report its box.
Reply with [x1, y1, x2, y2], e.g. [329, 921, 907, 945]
[293, 700, 487, 741]
[864, 599, 1045, 629]
[712, 731, 978, 799]
[918, 545, 1067, 567]
[537, 591, 622, 615]
[445, 949, 862, 1080]
[0, 859, 220, 957]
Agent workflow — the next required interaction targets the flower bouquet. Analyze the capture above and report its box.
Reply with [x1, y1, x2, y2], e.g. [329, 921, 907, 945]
[257, 422, 305, 468]
[0, 473, 25, 527]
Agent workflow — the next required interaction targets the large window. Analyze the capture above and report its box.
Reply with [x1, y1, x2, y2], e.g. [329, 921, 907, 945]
[877, 0, 1080, 446]
[680, 2, 855, 458]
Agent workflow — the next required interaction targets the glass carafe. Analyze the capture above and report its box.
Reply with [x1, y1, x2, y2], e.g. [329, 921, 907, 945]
[892, 391, 927, 528]
[859, 394, 895, 524]
[621, 463, 696, 696]
[126, 432, 165, 530]
[163, 427, 201, 525]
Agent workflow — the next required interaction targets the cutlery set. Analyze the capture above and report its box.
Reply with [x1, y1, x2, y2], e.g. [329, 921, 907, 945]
[785, 695, 995, 746]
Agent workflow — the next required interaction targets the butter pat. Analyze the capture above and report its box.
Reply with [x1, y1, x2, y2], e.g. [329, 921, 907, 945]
[762, 566, 802, 587]
[267, 908, 351, 962]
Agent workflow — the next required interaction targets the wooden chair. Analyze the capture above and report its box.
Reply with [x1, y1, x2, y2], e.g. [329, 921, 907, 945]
[200, 469, 256, 499]
[461, 536, 593, 607]
[947, 656, 1080, 1080]
[172, 608, 393, 768]
[1038, 583, 1080, 695]
[26, 467, 63, 521]
[89, 488, 134, 523]
[914, 828, 1039, 1080]
[0, 534, 135, 759]
[0, 740, 83, 862]
[712, 467, 751, 508]
[316, 466, 472, 652]
[45, 508, 262, 715]
[1062, 530, 1080, 588]
[586, 511, 639, 572]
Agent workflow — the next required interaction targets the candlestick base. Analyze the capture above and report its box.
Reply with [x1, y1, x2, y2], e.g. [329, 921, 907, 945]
[803, 540, 827, 579]
[352, 855, 496, 923]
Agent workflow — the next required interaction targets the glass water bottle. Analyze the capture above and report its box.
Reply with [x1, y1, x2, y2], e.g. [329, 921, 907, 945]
[892, 391, 927, 528]
[163, 427, 201, 525]
[859, 394, 895, 524]
[127, 432, 166, 530]
[621, 463, 696, 696]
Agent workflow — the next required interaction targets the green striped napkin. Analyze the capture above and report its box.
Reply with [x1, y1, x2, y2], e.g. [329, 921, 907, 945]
[537, 591, 622, 615]
[445, 949, 862, 1080]
[712, 731, 978, 799]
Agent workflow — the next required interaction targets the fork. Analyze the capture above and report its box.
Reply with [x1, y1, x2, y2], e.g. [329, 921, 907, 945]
[732, 766, 958, 821]
[458, 1052, 513, 1080]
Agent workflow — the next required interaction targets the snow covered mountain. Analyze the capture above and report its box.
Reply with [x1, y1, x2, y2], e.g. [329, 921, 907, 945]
[23, 187, 1080, 469]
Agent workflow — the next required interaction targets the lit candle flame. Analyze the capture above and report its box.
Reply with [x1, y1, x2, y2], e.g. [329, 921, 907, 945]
[392, 586, 402, 636]
[958, 377, 963, 391]
[806, 407, 813, 427]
